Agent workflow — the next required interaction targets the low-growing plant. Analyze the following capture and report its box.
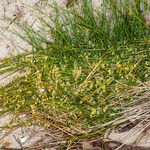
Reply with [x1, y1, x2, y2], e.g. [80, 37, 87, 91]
[0, 0, 149, 145]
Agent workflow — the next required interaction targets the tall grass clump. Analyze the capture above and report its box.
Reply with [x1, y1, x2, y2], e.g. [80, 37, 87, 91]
[0, 0, 149, 145]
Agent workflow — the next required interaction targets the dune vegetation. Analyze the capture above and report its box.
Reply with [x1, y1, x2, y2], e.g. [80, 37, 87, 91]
[0, 0, 149, 148]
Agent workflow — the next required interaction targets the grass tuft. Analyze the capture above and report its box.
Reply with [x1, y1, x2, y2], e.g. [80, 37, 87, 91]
[0, 0, 149, 147]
